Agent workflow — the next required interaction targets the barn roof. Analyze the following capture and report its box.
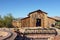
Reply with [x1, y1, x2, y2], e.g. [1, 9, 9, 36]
[28, 9, 47, 16]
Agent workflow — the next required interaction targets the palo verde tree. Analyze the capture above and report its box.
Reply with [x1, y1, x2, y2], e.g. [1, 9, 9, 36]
[3, 13, 15, 28]
[55, 21, 60, 29]
[0, 13, 15, 28]
[0, 15, 4, 27]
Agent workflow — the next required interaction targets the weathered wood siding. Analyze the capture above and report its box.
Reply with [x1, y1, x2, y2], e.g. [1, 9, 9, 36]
[21, 17, 30, 27]
[48, 17, 56, 27]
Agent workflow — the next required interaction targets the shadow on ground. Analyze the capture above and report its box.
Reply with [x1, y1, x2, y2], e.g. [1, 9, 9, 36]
[14, 31, 30, 40]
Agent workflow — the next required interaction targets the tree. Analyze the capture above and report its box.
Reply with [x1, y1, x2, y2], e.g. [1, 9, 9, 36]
[0, 13, 15, 28]
[3, 13, 15, 28]
[0, 15, 4, 27]
[55, 21, 60, 29]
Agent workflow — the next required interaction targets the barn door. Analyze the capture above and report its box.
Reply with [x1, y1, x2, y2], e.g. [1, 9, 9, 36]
[36, 19, 41, 27]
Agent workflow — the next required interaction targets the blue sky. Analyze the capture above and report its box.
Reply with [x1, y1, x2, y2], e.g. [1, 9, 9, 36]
[0, 0, 60, 18]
